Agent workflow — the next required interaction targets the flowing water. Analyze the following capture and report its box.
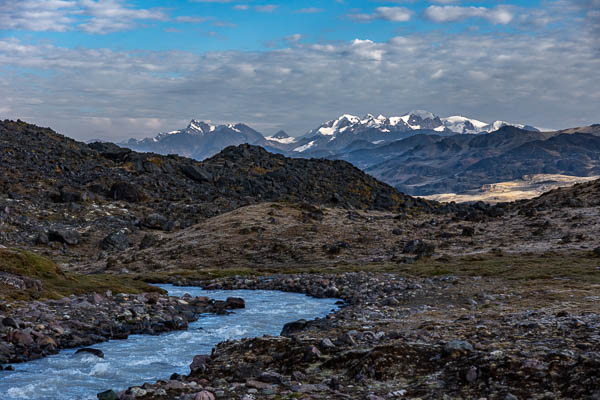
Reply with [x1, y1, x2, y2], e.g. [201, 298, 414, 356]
[0, 285, 340, 400]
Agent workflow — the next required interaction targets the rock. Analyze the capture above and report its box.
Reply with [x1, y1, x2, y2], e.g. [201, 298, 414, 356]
[165, 380, 186, 390]
[461, 226, 475, 237]
[593, 246, 600, 257]
[100, 230, 131, 251]
[48, 228, 81, 245]
[58, 187, 84, 203]
[35, 231, 49, 245]
[128, 387, 147, 397]
[340, 332, 356, 346]
[190, 354, 210, 374]
[504, 394, 519, 400]
[75, 348, 105, 358]
[2, 317, 19, 329]
[97, 390, 118, 400]
[304, 345, 321, 362]
[109, 182, 144, 203]
[444, 340, 473, 355]
[37, 335, 57, 348]
[181, 165, 213, 182]
[225, 297, 245, 309]
[194, 390, 215, 400]
[88, 292, 104, 304]
[318, 338, 335, 351]
[466, 366, 478, 383]
[139, 233, 159, 250]
[402, 239, 435, 258]
[246, 380, 271, 390]
[9, 330, 34, 346]
[281, 319, 307, 336]
[143, 213, 169, 230]
[258, 371, 285, 384]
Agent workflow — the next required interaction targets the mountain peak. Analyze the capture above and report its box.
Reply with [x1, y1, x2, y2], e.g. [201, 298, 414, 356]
[265, 129, 296, 144]
[405, 110, 436, 120]
[187, 120, 215, 134]
[272, 130, 290, 139]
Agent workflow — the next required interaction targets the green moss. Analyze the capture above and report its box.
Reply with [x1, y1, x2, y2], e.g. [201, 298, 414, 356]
[0, 248, 164, 301]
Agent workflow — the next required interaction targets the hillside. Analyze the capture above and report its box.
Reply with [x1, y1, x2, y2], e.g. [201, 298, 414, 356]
[0, 119, 440, 267]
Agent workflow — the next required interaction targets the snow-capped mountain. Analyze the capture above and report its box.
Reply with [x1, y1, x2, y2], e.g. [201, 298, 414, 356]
[290, 111, 539, 153]
[304, 111, 537, 139]
[118, 111, 541, 161]
[264, 130, 296, 144]
[121, 120, 267, 160]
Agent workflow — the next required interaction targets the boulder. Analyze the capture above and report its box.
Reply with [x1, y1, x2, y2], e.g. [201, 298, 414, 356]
[109, 182, 144, 203]
[2, 317, 19, 329]
[139, 233, 159, 250]
[225, 297, 245, 309]
[48, 228, 81, 245]
[142, 213, 168, 230]
[75, 348, 105, 358]
[194, 391, 215, 400]
[9, 330, 34, 346]
[402, 239, 435, 258]
[281, 319, 307, 336]
[190, 354, 210, 374]
[100, 230, 131, 251]
[97, 390, 118, 400]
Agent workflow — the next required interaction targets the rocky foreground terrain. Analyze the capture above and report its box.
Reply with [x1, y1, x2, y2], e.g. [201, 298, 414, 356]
[108, 272, 600, 400]
[1, 120, 600, 399]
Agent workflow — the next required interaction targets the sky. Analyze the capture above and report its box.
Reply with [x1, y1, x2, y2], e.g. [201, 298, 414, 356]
[0, 0, 599, 140]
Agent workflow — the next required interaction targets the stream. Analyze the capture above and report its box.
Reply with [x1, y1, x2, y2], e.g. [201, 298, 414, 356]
[0, 285, 340, 400]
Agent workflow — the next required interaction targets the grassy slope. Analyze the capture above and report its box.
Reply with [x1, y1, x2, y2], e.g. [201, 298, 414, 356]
[0, 248, 163, 301]
[139, 250, 600, 285]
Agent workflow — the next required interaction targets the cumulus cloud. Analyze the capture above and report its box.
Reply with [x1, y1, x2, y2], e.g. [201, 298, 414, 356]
[348, 7, 412, 23]
[0, 0, 166, 34]
[1, 20, 598, 140]
[0, 0, 77, 32]
[424, 5, 514, 25]
[78, 0, 166, 34]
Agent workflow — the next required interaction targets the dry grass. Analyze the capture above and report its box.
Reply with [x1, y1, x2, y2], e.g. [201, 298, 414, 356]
[0, 248, 163, 301]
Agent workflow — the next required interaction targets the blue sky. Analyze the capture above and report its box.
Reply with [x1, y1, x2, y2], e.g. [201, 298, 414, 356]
[0, 0, 598, 139]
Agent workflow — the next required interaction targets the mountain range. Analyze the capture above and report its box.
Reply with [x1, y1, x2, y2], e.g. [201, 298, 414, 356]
[119, 111, 600, 197]
[121, 110, 540, 159]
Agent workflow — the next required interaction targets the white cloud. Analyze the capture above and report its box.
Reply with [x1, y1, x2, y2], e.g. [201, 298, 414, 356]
[296, 7, 324, 14]
[375, 7, 412, 22]
[0, 0, 166, 34]
[348, 6, 412, 23]
[424, 5, 514, 25]
[255, 5, 278, 13]
[78, 0, 166, 34]
[1, 19, 598, 140]
[233, 5, 249, 10]
[175, 16, 211, 23]
[0, 0, 77, 32]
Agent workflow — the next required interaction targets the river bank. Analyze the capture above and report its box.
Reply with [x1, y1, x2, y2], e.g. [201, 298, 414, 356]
[0, 291, 245, 366]
[114, 272, 600, 400]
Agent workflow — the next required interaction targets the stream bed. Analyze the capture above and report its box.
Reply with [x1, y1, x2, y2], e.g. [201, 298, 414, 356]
[0, 285, 340, 400]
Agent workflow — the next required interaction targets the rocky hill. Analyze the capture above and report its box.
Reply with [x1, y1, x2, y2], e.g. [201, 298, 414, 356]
[516, 176, 600, 210]
[0, 119, 443, 267]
